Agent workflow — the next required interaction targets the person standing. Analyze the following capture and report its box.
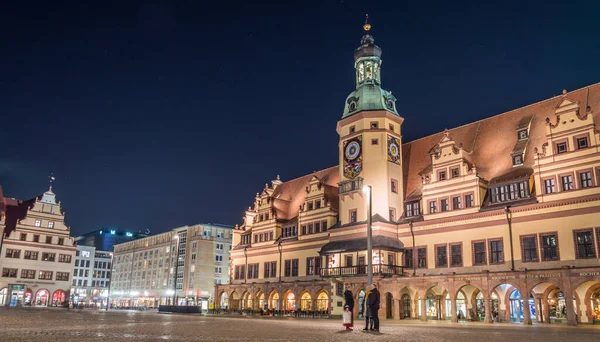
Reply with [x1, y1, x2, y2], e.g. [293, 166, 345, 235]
[363, 288, 372, 331]
[343, 286, 355, 330]
[367, 284, 380, 332]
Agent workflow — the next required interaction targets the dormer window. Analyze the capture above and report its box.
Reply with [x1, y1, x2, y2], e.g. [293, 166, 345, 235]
[489, 180, 530, 204]
[556, 142, 567, 154]
[264, 213, 269, 220]
[439, 171, 447, 181]
[315, 200, 321, 209]
[307, 202, 314, 211]
[405, 201, 420, 217]
[518, 129, 528, 140]
[512, 155, 523, 166]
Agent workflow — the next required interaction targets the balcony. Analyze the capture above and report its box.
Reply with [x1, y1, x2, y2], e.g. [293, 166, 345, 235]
[320, 264, 404, 278]
[338, 177, 363, 195]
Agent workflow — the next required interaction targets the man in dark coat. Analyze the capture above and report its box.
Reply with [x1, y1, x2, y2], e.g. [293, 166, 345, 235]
[343, 286, 355, 330]
[367, 284, 380, 332]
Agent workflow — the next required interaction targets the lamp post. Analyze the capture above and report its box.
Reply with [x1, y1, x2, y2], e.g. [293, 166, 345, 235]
[244, 247, 248, 284]
[172, 234, 180, 305]
[106, 252, 114, 311]
[363, 185, 373, 286]
[278, 241, 282, 282]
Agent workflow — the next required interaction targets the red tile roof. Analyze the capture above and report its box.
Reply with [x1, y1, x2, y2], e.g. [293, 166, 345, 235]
[270, 166, 339, 220]
[402, 83, 600, 198]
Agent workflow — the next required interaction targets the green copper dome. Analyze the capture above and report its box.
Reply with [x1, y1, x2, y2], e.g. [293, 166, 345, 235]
[341, 28, 399, 119]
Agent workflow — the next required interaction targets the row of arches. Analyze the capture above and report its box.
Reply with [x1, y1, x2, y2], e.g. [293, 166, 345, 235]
[219, 289, 330, 312]
[0, 288, 67, 307]
[381, 280, 600, 324]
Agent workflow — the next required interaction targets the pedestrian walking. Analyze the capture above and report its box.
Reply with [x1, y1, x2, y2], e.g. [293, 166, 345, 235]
[343, 286, 355, 330]
[367, 284, 380, 332]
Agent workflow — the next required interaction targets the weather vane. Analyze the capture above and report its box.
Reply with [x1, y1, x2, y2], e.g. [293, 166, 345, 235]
[363, 14, 371, 32]
[49, 173, 55, 190]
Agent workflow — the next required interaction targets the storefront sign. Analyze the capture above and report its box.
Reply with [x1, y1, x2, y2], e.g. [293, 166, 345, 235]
[525, 273, 561, 279]
[579, 272, 600, 277]
[456, 277, 481, 281]
[490, 275, 517, 280]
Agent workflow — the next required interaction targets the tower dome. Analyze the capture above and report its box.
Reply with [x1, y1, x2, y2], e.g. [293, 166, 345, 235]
[342, 16, 399, 119]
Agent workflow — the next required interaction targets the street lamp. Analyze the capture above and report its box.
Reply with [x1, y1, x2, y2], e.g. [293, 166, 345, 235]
[363, 185, 373, 286]
[106, 252, 114, 311]
[244, 247, 248, 284]
[172, 234, 180, 306]
[277, 241, 282, 282]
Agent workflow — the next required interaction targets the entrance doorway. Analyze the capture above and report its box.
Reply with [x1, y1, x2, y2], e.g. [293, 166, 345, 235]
[386, 293, 393, 318]
[402, 294, 411, 318]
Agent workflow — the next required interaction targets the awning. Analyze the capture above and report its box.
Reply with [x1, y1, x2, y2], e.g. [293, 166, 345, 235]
[319, 236, 404, 255]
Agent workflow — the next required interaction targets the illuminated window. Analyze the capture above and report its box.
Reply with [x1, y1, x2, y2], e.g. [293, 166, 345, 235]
[35, 220, 41, 227]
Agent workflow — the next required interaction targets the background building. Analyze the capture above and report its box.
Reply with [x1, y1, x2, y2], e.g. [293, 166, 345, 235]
[216, 22, 600, 327]
[71, 245, 112, 307]
[0, 186, 76, 307]
[74, 228, 148, 252]
[111, 223, 232, 310]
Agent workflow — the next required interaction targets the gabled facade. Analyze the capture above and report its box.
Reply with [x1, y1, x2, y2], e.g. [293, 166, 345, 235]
[0, 186, 77, 307]
[216, 21, 600, 327]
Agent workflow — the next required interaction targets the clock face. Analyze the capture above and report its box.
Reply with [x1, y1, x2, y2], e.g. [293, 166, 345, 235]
[345, 141, 361, 160]
[387, 135, 401, 165]
[389, 142, 399, 157]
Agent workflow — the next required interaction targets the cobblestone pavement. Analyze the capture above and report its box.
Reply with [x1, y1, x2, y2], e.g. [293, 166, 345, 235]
[0, 308, 599, 341]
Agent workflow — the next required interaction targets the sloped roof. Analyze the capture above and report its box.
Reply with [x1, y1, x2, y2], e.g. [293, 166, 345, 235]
[402, 83, 600, 198]
[3, 196, 38, 237]
[270, 166, 339, 220]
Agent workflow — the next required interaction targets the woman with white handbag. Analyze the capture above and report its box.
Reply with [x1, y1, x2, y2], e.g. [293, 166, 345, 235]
[343, 286, 355, 330]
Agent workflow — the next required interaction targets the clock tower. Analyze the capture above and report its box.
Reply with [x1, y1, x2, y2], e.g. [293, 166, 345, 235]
[336, 18, 405, 225]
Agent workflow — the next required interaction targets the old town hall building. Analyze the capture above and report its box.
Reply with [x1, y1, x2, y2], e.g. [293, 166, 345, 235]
[215, 23, 600, 326]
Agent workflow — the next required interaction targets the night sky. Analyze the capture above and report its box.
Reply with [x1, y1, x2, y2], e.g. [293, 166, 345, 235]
[1, 1, 599, 236]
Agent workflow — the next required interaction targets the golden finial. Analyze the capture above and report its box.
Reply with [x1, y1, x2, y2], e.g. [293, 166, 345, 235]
[363, 14, 371, 31]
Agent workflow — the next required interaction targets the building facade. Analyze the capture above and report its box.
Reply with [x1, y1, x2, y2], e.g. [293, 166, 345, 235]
[0, 186, 77, 307]
[111, 223, 232, 309]
[71, 245, 112, 307]
[216, 23, 600, 326]
[74, 229, 148, 252]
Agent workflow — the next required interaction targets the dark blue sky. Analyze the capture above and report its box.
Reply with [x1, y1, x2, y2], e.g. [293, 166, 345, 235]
[1, 1, 598, 236]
